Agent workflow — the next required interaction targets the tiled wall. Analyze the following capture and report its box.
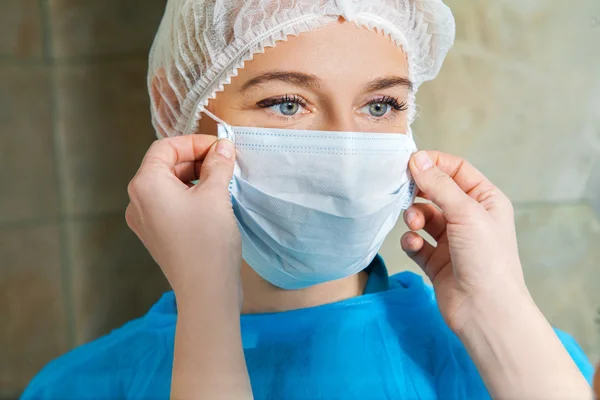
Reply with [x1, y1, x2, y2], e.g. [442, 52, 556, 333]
[0, 1, 169, 397]
[1, 0, 599, 397]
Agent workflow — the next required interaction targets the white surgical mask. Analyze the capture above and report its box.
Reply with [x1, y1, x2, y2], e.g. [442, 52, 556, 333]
[206, 114, 418, 290]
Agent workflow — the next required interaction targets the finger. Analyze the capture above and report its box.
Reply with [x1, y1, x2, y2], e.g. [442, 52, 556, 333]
[401, 231, 426, 253]
[402, 232, 452, 283]
[141, 134, 217, 172]
[423, 151, 505, 203]
[173, 160, 202, 183]
[401, 231, 436, 274]
[197, 139, 236, 191]
[403, 203, 447, 241]
[414, 189, 432, 202]
[409, 151, 479, 222]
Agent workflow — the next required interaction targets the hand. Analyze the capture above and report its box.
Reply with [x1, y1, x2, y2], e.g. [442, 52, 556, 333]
[126, 135, 251, 399]
[125, 135, 241, 306]
[401, 150, 527, 333]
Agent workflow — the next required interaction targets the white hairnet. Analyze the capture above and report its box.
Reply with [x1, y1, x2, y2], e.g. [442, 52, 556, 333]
[148, 0, 455, 138]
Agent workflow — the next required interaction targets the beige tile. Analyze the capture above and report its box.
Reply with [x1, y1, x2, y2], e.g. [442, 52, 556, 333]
[0, 224, 68, 392]
[67, 215, 169, 344]
[48, 0, 165, 58]
[515, 203, 600, 363]
[413, 0, 600, 203]
[0, 65, 59, 224]
[586, 160, 600, 218]
[55, 59, 156, 216]
[0, 0, 43, 58]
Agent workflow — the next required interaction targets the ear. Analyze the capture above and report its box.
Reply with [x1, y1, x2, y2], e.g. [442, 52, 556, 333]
[150, 68, 180, 138]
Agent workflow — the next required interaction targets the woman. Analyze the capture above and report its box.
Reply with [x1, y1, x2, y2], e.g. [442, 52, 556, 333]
[23, 0, 593, 399]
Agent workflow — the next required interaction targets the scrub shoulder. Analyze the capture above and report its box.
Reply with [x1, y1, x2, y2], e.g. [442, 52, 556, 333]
[21, 314, 173, 399]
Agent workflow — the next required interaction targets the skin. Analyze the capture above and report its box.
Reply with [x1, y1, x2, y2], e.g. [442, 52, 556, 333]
[133, 19, 591, 400]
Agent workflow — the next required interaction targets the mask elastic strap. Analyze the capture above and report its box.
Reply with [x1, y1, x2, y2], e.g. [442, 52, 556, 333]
[199, 106, 235, 141]
[407, 126, 414, 140]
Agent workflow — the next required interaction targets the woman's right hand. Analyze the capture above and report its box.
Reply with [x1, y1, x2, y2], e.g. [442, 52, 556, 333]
[126, 135, 252, 400]
[125, 134, 241, 307]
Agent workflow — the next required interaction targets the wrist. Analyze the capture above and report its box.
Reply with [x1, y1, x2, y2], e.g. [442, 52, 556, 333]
[176, 285, 242, 318]
[454, 283, 591, 399]
[454, 281, 534, 339]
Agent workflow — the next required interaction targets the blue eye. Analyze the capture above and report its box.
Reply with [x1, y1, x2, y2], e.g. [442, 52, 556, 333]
[361, 96, 408, 118]
[368, 103, 389, 117]
[273, 102, 300, 116]
[257, 95, 307, 117]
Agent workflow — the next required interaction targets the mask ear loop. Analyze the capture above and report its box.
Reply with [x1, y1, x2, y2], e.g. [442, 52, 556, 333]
[199, 106, 235, 141]
[404, 124, 417, 208]
[407, 126, 414, 140]
[198, 106, 236, 195]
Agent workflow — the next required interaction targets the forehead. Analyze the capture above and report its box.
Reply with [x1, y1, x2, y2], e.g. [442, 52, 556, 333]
[231, 20, 409, 89]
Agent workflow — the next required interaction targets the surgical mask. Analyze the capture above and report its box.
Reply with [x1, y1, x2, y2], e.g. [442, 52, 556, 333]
[205, 110, 418, 289]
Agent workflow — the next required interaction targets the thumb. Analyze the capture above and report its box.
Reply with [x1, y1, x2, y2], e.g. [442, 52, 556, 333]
[409, 151, 477, 222]
[197, 138, 235, 190]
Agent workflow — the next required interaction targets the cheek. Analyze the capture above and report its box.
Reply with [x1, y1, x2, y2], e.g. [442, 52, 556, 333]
[354, 114, 409, 135]
[196, 113, 218, 136]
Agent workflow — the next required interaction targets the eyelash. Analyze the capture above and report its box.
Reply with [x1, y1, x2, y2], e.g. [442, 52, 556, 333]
[256, 94, 307, 109]
[255, 94, 408, 119]
[367, 95, 408, 112]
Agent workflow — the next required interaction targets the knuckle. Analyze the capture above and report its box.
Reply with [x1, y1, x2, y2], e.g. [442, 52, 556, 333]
[124, 205, 136, 231]
[127, 177, 142, 199]
[127, 172, 153, 200]
[148, 139, 165, 153]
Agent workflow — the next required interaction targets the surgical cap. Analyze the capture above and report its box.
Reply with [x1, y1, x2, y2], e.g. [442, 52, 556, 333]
[148, 0, 456, 138]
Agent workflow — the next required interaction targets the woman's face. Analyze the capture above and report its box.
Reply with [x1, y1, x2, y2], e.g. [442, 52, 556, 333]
[198, 18, 411, 135]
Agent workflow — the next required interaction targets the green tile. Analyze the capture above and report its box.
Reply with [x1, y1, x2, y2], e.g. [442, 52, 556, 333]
[0, 0, 43, 58]
[67, 215, 169, 344]
[0, 223, 68, 392]
[0, 64, 58, 224]
[55, 59, 155, 216]
[48, 0, 165, 59]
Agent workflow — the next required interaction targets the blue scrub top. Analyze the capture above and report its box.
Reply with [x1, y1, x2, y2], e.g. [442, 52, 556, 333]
[22, 256, 593, 399]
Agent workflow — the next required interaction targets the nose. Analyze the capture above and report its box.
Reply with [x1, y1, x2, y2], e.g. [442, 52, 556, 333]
[320, 111, 359, 132]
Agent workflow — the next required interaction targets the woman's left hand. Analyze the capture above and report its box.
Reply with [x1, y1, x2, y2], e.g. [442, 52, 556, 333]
[401, 150, 590, 399]
[400, 150, 525, 332]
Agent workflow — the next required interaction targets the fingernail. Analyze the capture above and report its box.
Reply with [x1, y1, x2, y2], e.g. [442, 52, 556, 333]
[414, 151, 433, 171]
[405, 209, 417, 225]
[216, 139, 234, 159]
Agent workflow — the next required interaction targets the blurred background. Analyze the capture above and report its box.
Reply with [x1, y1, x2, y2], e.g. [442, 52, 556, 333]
[0, 0, 599, 397]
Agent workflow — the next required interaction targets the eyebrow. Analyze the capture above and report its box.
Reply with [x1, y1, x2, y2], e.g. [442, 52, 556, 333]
[238, 70, 413, 93]
[239, 71, 323, 92]
[364, 76, 413, 92]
